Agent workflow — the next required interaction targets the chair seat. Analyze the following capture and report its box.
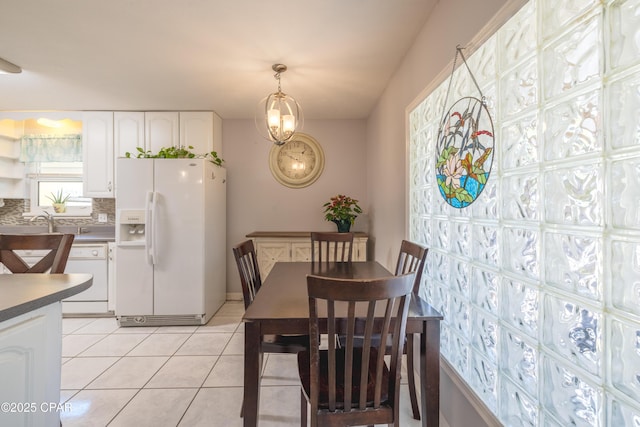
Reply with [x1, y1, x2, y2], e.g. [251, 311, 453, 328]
[297, 347, 390, 409]
[263, 334, 309, 353]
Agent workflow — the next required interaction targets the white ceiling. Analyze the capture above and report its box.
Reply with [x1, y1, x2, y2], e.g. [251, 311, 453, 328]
[0, 0, 437, 120]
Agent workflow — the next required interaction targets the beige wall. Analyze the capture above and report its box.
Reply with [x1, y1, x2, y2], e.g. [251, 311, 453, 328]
[366, 0, 524, 425]
[224, 0, 525, 423]
[367, 0, 518, 269]
[223, 118, 368, 296]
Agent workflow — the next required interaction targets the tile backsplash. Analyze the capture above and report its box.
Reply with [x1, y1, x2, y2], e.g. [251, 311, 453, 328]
[0, 198, 115, 226]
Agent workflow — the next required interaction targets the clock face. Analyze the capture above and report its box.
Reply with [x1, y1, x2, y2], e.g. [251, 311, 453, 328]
[269, 133, 325, 188]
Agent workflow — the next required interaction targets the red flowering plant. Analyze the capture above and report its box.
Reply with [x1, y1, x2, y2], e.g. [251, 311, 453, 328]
[323, 194, 363, 225]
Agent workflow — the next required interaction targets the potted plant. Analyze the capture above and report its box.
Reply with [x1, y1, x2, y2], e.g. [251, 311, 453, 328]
[125, 145, 224, 166]
[46, 189, 70, 213]
[322, 194, 363, 232]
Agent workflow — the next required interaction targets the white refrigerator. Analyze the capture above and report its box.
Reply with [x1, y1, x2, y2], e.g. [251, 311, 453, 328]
[115, 158, 226, 326]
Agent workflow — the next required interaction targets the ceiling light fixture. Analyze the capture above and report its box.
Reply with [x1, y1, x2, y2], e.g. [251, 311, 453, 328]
[0, 57, 22, 74]
[256, 64, 303, 145]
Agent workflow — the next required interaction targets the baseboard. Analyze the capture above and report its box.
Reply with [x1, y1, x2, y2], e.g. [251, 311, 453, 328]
[440, 357, 502, 427]
[226, 292, 243, 301]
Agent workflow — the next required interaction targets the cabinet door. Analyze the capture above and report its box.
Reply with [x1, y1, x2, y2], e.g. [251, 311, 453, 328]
[291, 242, 311, 262]
[0, 304, 62, 427]
[114, 112, 145, 157]
[145, 112, 179, 153]
[82, 112, 114, 197]
[254, 241, 290, 278]
[179, 112, 222, 155]
[113, 112, 145, 195]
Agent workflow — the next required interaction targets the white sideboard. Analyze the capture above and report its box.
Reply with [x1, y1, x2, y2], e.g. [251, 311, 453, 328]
[246, 231, 368, 278]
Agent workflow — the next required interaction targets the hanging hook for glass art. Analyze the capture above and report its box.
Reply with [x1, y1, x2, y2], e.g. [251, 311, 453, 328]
[435, 46, 495, 209]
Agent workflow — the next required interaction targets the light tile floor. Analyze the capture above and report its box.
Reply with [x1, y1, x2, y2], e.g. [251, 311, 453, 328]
[60, 301, 444, 426]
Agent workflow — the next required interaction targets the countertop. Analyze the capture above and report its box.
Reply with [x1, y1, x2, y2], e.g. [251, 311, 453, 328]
[0, 274, 92, 322]
[0, 225, 115, 243]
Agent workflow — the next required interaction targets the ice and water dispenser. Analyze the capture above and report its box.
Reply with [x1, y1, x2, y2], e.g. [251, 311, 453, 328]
[117, 210, 146, 244]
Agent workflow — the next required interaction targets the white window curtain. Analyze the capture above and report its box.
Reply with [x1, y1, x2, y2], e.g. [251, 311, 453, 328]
[20, 134, 82, 162]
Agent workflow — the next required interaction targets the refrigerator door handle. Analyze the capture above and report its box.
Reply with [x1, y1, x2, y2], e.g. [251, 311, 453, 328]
[146, 191, 156, 265]
[151, 191, 159, 265]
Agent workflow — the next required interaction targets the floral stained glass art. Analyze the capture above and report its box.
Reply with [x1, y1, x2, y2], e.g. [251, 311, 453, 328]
[435, 48, 495, 209]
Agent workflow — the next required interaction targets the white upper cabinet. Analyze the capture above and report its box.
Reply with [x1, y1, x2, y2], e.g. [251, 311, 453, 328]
[145, 112, 179, 154]
[83, 112, 114, 197]
[115, 111, 222, 157]
[85, 111, 222, 197]
[114, 112, 144, 158]
[180, 112, 222, 155]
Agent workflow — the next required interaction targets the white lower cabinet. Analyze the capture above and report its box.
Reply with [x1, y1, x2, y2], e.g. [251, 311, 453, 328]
[247, 231, 368, 278]
[0, 303, 63, 427]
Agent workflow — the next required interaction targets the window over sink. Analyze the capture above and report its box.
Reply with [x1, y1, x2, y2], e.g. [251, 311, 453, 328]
[0, 113, 93, 217]
[29, 164, 92, 216]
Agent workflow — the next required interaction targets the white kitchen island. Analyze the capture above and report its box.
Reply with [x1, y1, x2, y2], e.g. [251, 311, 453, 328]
[0, 274, 92, 427]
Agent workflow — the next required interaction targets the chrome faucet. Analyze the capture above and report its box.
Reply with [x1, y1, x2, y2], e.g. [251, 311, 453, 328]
[30, 211, 55, 233]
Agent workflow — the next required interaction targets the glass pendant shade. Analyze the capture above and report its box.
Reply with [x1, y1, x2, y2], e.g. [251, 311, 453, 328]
[255, 64, 303, 145]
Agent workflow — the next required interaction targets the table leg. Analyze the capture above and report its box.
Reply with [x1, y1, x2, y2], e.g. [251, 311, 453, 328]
[421, 320, 440, 427]
[244, 321, 261, 427]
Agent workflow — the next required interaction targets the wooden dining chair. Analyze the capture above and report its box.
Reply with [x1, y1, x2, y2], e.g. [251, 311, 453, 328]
[232, 240, 309, 416]
[0, 233, 74, 274]
[394, 239, 428, 420]
[310, 232, 354, 263]
[298, 272, 415, 427]
[233, 239, 309, 353]
[336, 239, 428, 420]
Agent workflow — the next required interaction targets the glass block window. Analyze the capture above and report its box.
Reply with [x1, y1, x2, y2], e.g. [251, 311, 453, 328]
[408, 0, 640, 425]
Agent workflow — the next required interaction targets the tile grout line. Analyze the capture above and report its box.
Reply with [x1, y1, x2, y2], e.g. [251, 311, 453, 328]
[60, 307, 253, 425]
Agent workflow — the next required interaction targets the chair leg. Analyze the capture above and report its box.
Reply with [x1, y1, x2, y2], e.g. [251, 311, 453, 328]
[406, 333, 421, 420]
[240, 398, 244, 418]
[300, 388, 307, 427]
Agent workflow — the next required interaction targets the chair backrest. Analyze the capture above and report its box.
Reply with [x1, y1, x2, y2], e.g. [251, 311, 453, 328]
[395, 239, 428, 293]
[232, 239, 262, 309]
[310, 232, 354, 263]
[0, 234, 74, 274]
[305, 272, 414, 422]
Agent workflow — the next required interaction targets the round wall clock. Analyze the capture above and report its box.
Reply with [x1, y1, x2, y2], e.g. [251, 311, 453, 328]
[269, 132, 325, 188]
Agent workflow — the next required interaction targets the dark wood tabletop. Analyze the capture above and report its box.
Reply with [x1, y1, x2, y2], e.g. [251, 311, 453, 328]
[242, 261, 442, 427]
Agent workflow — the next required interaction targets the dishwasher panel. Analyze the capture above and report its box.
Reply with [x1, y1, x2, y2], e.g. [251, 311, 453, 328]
[3, 243, 110, 314]
[64, 244, 108, 302]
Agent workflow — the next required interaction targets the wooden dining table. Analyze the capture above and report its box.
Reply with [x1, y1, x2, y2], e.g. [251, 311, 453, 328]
[242, 261, 443, 427]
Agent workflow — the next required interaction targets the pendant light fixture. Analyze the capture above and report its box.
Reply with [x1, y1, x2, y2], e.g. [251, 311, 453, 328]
[0, 57, 21, 74]
[255, 64, 303, 145]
